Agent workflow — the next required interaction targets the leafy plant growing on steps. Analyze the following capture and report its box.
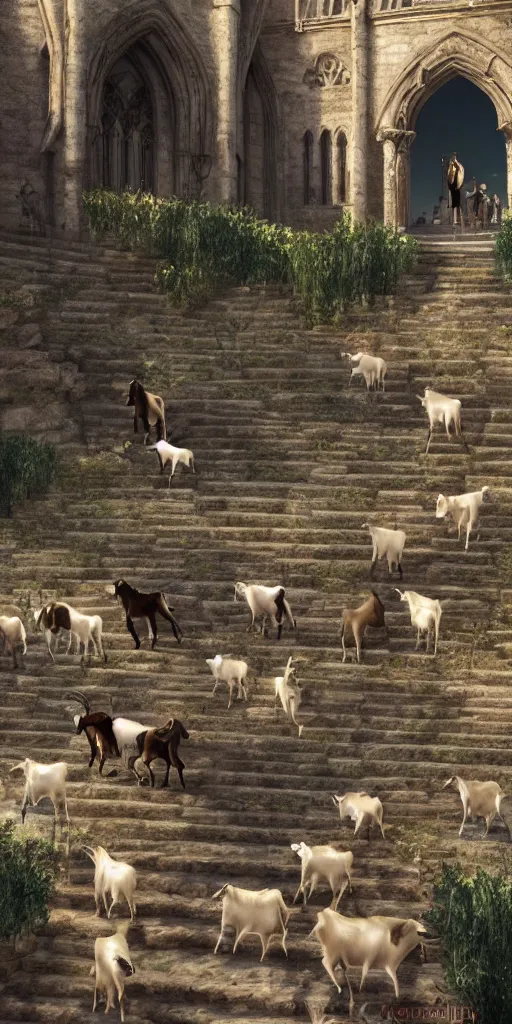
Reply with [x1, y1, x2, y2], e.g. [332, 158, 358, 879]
[82, 189, 417, 320]
[0, 434, 56, 517]
[495, 212, 512, 280]
[0, 820, 60, 940]
[426, 862, 512, 1024]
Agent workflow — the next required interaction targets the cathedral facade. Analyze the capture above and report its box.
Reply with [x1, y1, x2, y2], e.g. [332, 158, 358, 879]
[3, 0, 512, 236]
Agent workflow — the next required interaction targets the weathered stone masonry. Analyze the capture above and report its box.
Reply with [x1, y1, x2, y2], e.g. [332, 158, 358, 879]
[2, 0, 512, 234]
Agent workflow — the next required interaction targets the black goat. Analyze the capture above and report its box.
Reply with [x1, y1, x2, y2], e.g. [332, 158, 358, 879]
[113, 579, 182, 649]
[126, 380, 166, 444]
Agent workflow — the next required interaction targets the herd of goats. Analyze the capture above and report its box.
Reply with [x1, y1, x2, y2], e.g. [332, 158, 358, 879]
[1, 367, 505, 1020]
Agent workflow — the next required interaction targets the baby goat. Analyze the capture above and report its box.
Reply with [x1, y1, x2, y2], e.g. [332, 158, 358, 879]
[148, 439, 195, 487]
[417, 387, 469, 454]
[91, 921, 134, 1023]
[0, 615, 27, 667]
[443, 775, 508, 837]
[234, 582, 296, 640]
[206, 655, 249, 709]
[83, 845, 137, 921]
[274, 656, 304, 737]
[340, 591, 387, 664]
[112, 579, 182, 649]
[126, 379, 166, 444]
[342, 351, 387, 391]
[363, 524, 406, 580]
[396, 589, 442, 656]
[10, 758, 69, 827]
[436, 486, 489, 551]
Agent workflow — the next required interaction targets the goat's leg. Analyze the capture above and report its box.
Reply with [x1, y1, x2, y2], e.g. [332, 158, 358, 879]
[94, 885, 103, 916]
[425, 427, 433, 455]
[227, 681, 234, 710]
[292, 881, 303, 904]
[415, 627, 421, 651]
[369, 554, 378, 578]
[397, 560, 403, 580]
[161, 760, 171, 788]
[459, 797, 469, 836]
[125, 615, 140, 649]
[321, 955, 342, 994]
[246, 611, 255, 633]
[354, 625, 362, 664]
[92, 983, 98, 1012]
[385, 964, 400, 999]
[20, 793, 30, 824]
[147, 610, 158, 649]
[133, 413, 138, 434]
[142, 416, 151, 445]
[233, 926, 249, 955]
[143, 759, 156, 787]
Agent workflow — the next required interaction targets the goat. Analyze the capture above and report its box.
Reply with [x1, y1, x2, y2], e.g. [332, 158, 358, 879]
[126, 379, 166, 444]
[35, 603, 106, 661]
[363, 523, 406, 579]
[340, 591, 386, 664]
[17, 182, 46, 236]
[112, 579, 182, 649]
[10, 758, 69, 827]
[342, 351, 387, 391]
[213, 883, 290, 961]
[34, 604, 65, 660]
[395, 589, 442, 656]
[91, 921, 134, 1022]
[147, 439, 195, 487]
[274, 656, 304, 737]
[139, 717, 189, 789]
[234, 582, 296, 640]
[66, 692, 120, 774]
[443, 775, 508, 836]
[332, 792, 385, 840]
[206, 655, 249, 709]
[417, 387, 469, 455]
[436, 486, 489, 551]
[0, 615, 27, 667]
[83, 845, 137, 921]
[291, 841, 353, 910]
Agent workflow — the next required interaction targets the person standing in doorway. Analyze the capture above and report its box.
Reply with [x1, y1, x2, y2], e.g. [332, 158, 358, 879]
[447, 152, 464, 226]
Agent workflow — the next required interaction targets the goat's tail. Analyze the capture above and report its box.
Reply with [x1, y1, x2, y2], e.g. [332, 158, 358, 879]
[283, 598, 296, 629]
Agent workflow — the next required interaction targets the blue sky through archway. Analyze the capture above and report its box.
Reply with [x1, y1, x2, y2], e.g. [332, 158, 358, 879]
[410, 76, 506, 222]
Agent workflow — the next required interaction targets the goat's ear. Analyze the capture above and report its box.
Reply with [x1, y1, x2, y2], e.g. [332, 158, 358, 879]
[395, 588, 404, 597]
[10, 761, 26, 773]
[442, 776, 456, 789]
[212, 884, 229, 899]
[332, 795, 341, 806]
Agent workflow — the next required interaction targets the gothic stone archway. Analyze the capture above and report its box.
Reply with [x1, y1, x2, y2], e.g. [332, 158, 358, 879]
[376, 31, 512, 228]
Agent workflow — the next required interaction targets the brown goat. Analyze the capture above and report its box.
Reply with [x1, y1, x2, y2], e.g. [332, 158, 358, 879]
[126, 379, 166, 444]
[340, 591, 387, 664]
[137, 718, 189, 789]
[66, 692, 120, 775]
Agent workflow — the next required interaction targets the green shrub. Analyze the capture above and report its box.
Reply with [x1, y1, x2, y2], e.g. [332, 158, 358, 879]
[426, 863, 512, 1024]
[0, 434, 56, 517]
[83, 189, 417, 319]
[495, 212, 512, 280]
[0, 820, 59, 940]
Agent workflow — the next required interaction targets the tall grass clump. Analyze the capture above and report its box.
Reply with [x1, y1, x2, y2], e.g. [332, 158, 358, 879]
[0, 434, 56, 517]
[495, 211, 512, 280]
[426, 863, 512, 1024]
[83, 189, 417, 319]
[0, 820, 59, 941]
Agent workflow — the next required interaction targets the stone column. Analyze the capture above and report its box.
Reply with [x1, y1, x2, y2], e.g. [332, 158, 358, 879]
[63, 0, 88, 236]
[502, 123, 512, 210]
[378, 130, 398, 227]
[396, 131, 416, 230]
[349, 0, 369, 223]
[212, 0, 240, 205]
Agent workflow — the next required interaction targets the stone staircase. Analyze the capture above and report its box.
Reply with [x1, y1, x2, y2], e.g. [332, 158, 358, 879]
[1, 229, 512, 1023]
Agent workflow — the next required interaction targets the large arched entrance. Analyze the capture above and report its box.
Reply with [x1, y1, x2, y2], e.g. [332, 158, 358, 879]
[242, 44, 278, 220]
[376, 31, 512, 229]
[97, 55, 155, 194]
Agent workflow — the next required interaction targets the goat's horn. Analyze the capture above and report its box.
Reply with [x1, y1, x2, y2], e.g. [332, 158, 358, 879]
[10, 762, 25, 772]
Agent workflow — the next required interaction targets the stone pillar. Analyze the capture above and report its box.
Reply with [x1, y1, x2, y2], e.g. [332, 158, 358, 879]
[502, 123, 512, 210]
[62, 0, 88, 236]
[378, 131, 398, 227]
[396, 132, 416, 230]
[349, 0, 369, 223]
[212, 0, 240, 205]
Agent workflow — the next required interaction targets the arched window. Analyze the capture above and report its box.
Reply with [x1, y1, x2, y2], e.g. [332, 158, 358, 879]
[337, 132, 347, 203]
[99, 56, 155, 193]
[320, 129, 332, 205]
[303, 131, 313, 204]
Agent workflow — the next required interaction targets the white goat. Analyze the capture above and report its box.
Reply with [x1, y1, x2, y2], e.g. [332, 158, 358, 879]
[443, 776, 508, 836]
[34, 603, 105, 661]
[83, 845, 137, 921]
[213, 883, 290, 960]
[363, 523, 406, 579]
[342, 351, 387, 391]
[111, 717, 148, 783]
[274, 656, 304, 737]
[10, 758, 69, 826]
[0, 615, 27, 666]
[91, 921, 134, 1022]
[417, 387, 468, 454]
[206, 654, 249, 709]
[332, 792, 385, 840]
[291, 841, 353, 910]
[436, 486, 489, 551]
[396, 589, 442, 655]
[234, 582, 296, 639]
[148, 439, 195, 487]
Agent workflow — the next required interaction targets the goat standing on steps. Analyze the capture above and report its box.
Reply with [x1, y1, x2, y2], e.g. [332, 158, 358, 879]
[147, 439, 195, 487]
[0, 615, 27, 667]
[341, 351, 387, 391]
[340, 592, 387, 664]
[91, 921, 134, 1023]
[435, 487, 489, 551]
[10, 758, 69, 828]
[83, 845, 137, 921]
[126, 379, 166, 444]
[395, 589, 442, 655]
[234, 582, 296, 639]
[112, 580, 182, 648]
[417, 388, 469, 454]
[66, 692, 120, 775]
[34, 602, 106, 662]
[274, 656, 304, 736]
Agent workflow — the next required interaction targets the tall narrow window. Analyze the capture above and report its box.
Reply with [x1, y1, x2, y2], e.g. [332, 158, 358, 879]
[337, 132, 347, 203]
[320, 129, 332, 205]
[303, 130, 313, 204]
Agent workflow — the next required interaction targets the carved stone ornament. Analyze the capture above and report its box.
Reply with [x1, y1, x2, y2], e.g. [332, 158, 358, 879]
[304, 53, 351, 88]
